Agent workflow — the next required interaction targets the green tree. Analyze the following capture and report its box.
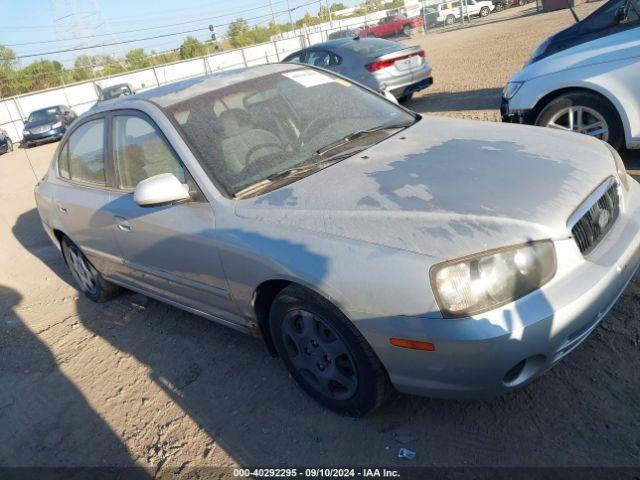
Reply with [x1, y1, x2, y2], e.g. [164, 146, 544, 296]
[330, 2, 347, 11]
[179, 36, 207, 59]
[0, 44, 17, 74]
[125, 48, 150, 70]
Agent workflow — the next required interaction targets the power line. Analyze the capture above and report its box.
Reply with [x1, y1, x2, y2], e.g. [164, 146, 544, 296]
[4, 0, 292, 46]
[2, 0, 321, 60]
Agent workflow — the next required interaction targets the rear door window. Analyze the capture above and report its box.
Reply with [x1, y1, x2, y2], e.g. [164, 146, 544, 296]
[66, 118, 106, 186]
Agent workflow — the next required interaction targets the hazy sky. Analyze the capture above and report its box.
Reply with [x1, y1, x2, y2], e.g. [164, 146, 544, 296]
[1, 0, 345, 67]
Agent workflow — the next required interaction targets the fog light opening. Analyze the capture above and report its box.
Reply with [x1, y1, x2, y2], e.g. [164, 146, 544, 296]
[503, 354, 546, 387]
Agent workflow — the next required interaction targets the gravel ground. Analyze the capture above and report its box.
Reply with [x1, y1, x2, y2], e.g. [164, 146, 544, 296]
[1, 3, 640, 476]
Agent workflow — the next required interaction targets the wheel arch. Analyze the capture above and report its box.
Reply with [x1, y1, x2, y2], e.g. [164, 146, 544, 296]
[252, 278, 353, 358]
[530, 86, 628, 144]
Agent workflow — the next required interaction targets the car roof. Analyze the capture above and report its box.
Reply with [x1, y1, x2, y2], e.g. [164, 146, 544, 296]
[89, 63, 303, 112]
[298, 37, 400, 52]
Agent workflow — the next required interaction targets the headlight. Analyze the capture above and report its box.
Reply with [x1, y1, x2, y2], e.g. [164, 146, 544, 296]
[430, 240, 556, 318]
[603, 141, 628, 191]
[502, 81, 524, 100]
[52, 121, 63, 129]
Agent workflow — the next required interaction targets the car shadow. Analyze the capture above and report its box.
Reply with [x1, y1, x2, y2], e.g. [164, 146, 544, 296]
[0, 284, 149, 477]
[407, 88, 503, 114]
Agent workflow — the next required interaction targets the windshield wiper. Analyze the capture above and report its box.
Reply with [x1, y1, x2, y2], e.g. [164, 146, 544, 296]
[316, 121, 415, 156]
[235, 148, 367, 199]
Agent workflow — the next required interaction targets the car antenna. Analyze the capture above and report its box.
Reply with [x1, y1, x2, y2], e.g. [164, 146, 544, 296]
[567, 0, 580, 22]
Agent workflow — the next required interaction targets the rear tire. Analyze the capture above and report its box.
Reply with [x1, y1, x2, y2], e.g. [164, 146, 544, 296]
[495, 3, 503, 11]
[445, 14, 455, 26]
[61, 236, 121, 302]
[535, 91, 624, 150]
[6, 139, 12, 152]
[402, 24, 411, 36]
[269, 285, 393, 416]
[518, 0, 525, 5]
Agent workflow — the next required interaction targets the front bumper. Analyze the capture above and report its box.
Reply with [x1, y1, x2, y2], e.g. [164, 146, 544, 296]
[500, 96, 532, 124]
[356, 178, 640, 398]
[23, 127, 65, 145]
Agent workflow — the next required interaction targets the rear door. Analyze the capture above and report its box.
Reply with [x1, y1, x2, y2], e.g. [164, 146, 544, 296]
[54, 114, 124, 277]
[106, 110, 242, 324]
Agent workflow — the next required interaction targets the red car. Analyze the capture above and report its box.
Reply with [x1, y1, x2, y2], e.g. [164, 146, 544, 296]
[359, 14, 424, 38]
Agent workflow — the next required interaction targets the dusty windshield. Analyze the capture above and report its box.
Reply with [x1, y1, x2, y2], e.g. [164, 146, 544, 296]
[165, 69, 415, 196]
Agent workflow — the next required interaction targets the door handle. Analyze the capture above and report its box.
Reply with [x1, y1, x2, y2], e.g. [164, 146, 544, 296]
[115, 216, 132, 232]
[56, 202, 68, 215]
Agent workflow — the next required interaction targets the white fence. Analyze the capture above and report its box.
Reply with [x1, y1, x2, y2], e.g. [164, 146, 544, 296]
[0, 9, 395, 144]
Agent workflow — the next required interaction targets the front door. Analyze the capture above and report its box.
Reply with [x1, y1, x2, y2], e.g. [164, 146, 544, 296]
[107, 112, 242, 325]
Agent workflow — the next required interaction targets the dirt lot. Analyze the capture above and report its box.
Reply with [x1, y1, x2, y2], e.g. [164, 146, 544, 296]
[2, 2, 640, 476]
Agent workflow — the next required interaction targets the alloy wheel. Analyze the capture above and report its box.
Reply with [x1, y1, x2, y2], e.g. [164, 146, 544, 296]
[280, 309, 358, 400]
[545, 106, 609, 141]
[68, 246, 97, 295]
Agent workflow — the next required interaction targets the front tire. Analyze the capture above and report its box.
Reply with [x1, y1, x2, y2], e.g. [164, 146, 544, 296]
[270, 285, 393, 416]
[480, 6, 490, 16]
[397, 92, 413, 103]
[445, 14, 456, 26]
[402, 24, 411, 36]
[495, 3, 503, 11]
[535, 91, 623, 150]
[61, 236, 121, 302]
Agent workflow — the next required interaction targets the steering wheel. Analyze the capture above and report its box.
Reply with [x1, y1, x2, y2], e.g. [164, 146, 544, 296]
[245, 142, 284, 167]
[295, 117, 334, 148]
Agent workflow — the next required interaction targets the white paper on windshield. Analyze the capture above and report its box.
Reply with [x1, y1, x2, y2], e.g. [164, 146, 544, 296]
[283, 70, 333, 88]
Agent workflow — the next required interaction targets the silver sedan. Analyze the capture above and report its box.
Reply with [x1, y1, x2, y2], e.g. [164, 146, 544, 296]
[35, 64, 640, 415]
[282, 37, 433, 102]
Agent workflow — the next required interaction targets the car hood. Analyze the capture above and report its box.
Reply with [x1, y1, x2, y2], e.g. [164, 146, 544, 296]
[25, 117, 58, 129]
[235, 116, 616, 260]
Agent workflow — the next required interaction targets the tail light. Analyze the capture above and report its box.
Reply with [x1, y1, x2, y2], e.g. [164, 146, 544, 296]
[365, 50, 425, 72]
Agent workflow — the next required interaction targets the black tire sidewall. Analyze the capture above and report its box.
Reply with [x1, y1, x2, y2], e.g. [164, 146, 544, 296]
[535, 92, 624, 150]
[402, 25, 411, 36]
[446, 15, 455, 25]
[481, 7, 489, 15]
[270, 286, 388, 416]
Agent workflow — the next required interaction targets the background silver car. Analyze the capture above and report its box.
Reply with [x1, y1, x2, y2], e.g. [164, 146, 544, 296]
[282, 38, 433, 102]
[35, 64, 640, 415]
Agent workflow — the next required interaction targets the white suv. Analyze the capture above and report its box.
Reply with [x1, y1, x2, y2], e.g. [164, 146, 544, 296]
[435, 0, 494, 26]
[501, 0, 640, 150]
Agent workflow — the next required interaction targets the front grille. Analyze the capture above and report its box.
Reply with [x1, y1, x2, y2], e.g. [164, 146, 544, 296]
[571, 182, 619, 255]
[30, 125, 50, 134]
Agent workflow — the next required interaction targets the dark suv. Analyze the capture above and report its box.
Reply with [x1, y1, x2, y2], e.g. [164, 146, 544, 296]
[22, 105, 77, 148]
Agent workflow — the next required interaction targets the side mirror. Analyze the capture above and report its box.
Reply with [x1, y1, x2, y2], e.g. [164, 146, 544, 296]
[615, 7, 626, 22]
[133, 173, 190, 207]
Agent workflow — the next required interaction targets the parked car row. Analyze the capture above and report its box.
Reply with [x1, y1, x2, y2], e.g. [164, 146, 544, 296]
[6, 83, 137, 151]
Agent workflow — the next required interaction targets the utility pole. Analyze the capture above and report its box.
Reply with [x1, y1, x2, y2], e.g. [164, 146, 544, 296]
[286, 0, 294, 29]
[268, 0, 276, 24]
[326, 0, 333, 28]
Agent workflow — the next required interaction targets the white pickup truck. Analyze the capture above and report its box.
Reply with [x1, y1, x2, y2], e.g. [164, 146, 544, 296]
[434, 0, 495, 25]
